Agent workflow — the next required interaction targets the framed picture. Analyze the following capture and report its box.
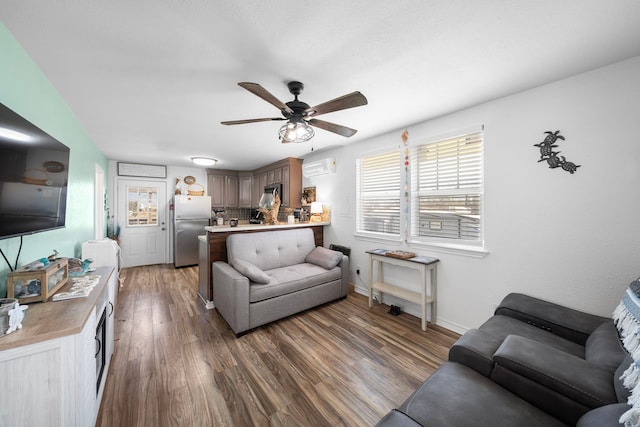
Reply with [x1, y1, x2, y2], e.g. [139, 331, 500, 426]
[302, 186, 316, 205]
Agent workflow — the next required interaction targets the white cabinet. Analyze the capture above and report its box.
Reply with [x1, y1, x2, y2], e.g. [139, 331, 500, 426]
[0, 267, 116, 427]
[106, 272, 117, 359]
[76, 308, 98, 426]
[0, 308, 97, 427]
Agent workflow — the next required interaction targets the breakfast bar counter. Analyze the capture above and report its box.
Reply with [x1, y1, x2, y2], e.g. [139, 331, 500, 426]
[198, 222, 329, 308]
[204, 221, 330, 233]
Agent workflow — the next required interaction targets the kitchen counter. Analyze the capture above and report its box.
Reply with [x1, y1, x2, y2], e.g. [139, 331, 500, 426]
[205, 221, 330, 233]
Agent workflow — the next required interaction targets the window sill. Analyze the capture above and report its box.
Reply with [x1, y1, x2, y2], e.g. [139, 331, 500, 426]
[408, 240, 489, 258]
[354, 231, 403, 245]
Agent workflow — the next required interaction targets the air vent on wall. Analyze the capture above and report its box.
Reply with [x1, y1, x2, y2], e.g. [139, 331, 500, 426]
[302, 158, 336, 177]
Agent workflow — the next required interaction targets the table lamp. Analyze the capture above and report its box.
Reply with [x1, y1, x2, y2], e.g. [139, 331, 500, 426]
[310, 202, 323, 222]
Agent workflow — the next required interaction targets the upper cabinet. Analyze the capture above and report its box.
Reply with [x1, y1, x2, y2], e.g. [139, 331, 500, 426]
[225, 175, 238, 208]
[208, 157, 302, 209]
[209, 174, 225, 207]
[207, 169, 238, 208]
[254, 158, 302, 208]
[238, 173, 253, 208]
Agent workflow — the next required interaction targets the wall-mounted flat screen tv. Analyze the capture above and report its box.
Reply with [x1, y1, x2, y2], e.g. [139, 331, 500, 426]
[0, 103, 70, 240]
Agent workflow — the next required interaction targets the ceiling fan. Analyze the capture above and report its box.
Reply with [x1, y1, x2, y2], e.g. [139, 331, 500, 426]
[221, 81, 368, 143]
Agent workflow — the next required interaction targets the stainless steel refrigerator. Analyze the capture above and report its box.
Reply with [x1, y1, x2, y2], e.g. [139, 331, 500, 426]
[173, 195, 211, 267]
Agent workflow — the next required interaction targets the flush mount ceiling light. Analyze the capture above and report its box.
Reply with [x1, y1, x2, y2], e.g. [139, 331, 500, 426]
[221, 81, 367, 144]
[191, 157, 217, 166]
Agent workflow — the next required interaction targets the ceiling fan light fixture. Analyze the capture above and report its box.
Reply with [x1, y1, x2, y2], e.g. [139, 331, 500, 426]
[191, 157, 217, 166]
[279, 121, 314, 143]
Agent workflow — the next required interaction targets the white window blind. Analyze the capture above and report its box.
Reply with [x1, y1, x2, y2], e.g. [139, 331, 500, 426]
[411, 131, 483, 244]
[356, 150, 401, 236]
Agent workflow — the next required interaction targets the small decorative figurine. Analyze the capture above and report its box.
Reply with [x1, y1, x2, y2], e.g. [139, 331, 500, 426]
[6, 302, 28, 334]
[68, 258, 93, 276]
[258, 193, 281, 225]
[47, 249, 60, 262]
[534, 130, 580, 174]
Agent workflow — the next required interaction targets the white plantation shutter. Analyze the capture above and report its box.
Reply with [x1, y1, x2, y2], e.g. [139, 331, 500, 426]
[356, 151, 401, 236]
[411, 131, 483, 244]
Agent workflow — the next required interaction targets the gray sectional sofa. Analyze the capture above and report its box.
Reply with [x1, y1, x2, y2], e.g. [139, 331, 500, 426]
[212, 228, 349, 335]
[376, 292, 634, 427]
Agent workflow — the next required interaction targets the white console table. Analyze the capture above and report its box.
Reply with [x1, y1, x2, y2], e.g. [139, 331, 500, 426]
[367, 249, 439, 331]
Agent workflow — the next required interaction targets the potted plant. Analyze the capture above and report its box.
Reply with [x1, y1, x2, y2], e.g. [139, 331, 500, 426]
[107, 220, 121, 243]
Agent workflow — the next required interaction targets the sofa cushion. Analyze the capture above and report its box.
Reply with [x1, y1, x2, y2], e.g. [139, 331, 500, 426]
[492, 335, 618, 409]
[227, 228, 316, 271]
[479, 315, 585, 358]
[249, 263, 342, 303]
[576, 403, 631, 427]
[396, 362, 567, 427]
[305, 246, 343, 270]
[584, 321, 626, 372]
[230, 258, 271, 284]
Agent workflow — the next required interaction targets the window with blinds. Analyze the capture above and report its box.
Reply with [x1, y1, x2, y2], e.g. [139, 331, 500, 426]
[356, 150, 401, 237]
[410, 131, 483, 244]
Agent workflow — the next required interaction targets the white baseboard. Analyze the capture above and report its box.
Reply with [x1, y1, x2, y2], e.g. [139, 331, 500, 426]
[352, 283, 468, 335]
[198, 294, 215, 310]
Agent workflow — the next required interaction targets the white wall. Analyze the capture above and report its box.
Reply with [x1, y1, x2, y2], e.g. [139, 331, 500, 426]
[303, 56, 640, 333]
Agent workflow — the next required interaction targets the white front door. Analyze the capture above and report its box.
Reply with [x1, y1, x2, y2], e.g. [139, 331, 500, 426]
[117, 179, 167, 267]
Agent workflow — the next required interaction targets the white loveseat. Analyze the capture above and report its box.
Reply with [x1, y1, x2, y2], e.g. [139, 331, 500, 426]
[212, 228, 349, 335]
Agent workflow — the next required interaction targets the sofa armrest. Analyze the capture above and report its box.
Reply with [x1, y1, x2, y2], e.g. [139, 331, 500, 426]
[212, 261, 251, 334]
[496, 293, 611, 345]
[449, 329, 505, 377]
[493, 335, 618, 409]
[338, 255, 350, 296]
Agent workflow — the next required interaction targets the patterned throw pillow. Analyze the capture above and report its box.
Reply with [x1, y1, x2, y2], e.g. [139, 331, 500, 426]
[613, 278, 640, 427]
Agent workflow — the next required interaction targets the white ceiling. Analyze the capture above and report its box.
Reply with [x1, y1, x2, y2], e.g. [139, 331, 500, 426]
[2, 1, 640, 171]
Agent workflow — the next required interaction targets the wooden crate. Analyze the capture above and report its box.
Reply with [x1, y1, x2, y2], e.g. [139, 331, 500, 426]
[7, 258, 69, 303]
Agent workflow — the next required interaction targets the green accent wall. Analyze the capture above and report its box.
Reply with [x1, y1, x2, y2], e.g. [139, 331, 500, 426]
[0, 23, 108, 297]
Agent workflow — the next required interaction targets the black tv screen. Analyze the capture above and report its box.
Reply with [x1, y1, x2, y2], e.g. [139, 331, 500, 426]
[0, 103, 70, 240]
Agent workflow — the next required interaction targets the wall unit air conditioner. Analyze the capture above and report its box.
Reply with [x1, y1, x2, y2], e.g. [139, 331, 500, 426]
[302, 158, 336, 177]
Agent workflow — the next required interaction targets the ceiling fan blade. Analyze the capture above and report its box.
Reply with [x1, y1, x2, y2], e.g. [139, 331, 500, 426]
[307, 91, 368, 117]
[221, 117, 285, 125]
[307, 118, 358, 138]
[238, 82, 293, 114]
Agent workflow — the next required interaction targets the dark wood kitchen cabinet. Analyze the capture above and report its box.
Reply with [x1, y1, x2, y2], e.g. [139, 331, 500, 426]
[253, 157, 302, 208]
[208, 157, 302, 209]
[238, 173, 253, 208]
[207, 169, 238, 208]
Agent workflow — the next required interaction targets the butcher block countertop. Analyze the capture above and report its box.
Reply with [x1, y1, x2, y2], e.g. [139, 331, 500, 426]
[205, 221, 330, 233]
[0, 266, 115, 351]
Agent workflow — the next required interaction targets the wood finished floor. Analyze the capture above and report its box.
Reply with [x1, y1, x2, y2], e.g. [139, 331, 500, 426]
[95, 264, 459, 427]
